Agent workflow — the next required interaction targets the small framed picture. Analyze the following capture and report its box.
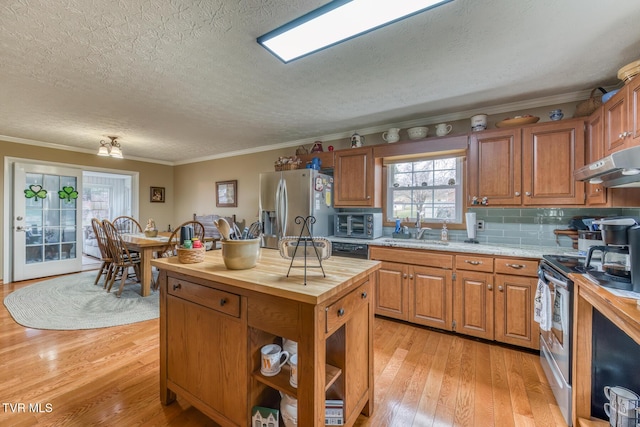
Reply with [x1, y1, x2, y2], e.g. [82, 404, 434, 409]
[150, 187, 165, 203]
[216, 180, 237, 207]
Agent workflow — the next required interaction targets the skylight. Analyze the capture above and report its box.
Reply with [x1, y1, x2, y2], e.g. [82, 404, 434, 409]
[257, 0, 452, 63]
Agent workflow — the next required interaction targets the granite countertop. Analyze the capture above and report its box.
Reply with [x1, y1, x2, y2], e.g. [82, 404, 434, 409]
[329, 236, 570, 259]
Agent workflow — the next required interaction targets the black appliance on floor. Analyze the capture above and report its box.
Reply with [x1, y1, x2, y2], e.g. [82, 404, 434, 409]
[591, 309, 640, 421]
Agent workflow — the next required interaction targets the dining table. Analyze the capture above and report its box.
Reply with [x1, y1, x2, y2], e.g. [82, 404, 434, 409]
[120, 232, 173, 297]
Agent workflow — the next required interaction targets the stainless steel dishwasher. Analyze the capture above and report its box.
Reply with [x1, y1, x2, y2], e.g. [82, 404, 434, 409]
[331, 241, 369, 259]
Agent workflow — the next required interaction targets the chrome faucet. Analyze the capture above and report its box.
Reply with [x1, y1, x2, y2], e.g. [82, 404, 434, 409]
[416, 227, 431, 240]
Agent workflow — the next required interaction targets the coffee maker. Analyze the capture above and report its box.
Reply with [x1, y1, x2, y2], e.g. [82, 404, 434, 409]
[584, 218, 636, 291]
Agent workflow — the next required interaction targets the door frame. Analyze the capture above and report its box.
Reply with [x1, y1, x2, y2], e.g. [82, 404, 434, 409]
[3, 157, 140, 283]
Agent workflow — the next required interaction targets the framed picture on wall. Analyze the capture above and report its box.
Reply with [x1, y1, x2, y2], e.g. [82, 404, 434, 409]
[216, 180, 237, 207]
[150, 187, 165, 203]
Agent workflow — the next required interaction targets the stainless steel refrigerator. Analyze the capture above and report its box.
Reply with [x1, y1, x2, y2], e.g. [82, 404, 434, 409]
[259, 169, 334, 249]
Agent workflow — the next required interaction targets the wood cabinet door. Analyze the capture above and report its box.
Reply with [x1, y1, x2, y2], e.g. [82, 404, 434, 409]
[604, 88, 630, 154]
[374, 262, 408, 321]
[334, 147, 380, 207]
[408, 265, 453, 330]
[522, 119, 585, 205]
[494, 274, 540, 350]
[630, 77, 640, 147]
[453, 270, 494, 340]
[344, 301, 371, 422]
[586, 107, 607, 205]
[467, 128, 522, 206]
[167, 295, 247, 426]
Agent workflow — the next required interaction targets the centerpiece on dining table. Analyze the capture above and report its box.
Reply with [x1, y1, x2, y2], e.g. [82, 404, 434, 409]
[144, 218, 158, 237]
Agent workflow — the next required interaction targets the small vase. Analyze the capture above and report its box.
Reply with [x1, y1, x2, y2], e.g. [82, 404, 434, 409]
[549, 109, 564, 121]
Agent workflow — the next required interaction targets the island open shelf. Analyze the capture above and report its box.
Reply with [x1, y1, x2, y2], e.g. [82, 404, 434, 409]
[252, 363, 342, 397]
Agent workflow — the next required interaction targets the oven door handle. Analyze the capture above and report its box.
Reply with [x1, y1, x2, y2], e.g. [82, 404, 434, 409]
[543, 272, 568, 289]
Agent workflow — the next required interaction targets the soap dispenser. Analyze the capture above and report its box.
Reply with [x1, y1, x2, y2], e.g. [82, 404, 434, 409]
[441, 221, 449, 242]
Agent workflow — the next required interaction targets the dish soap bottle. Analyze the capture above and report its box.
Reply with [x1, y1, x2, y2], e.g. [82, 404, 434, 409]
[441, 221, 449, 242]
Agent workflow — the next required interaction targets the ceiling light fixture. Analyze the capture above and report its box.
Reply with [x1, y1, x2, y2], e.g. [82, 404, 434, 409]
[97, 136, 123, 159]
[257, 0, 452, 63]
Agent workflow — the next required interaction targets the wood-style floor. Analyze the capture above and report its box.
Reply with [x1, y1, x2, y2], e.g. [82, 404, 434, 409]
[0, 273, 566, 426]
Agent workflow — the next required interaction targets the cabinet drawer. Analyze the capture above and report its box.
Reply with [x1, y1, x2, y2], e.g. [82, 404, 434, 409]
[326, 281, 370, 334]
[455, 255, 494, 272]
[168, 277, 240, 318]
[494, 257, 539, 277]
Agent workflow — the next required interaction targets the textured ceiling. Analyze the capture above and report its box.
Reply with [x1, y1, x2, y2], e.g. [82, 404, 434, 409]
[1, 0, 640, 164]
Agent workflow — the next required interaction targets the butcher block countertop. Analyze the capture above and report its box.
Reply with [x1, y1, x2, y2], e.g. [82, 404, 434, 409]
[151, 247, 380, 305]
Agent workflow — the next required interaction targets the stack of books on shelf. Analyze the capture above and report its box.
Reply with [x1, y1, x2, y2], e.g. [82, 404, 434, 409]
[325, 400, 343, 425]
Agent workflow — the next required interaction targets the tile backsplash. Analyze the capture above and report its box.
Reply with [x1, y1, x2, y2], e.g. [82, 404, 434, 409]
[459, 208, 640, 248]
[382, 208, 640, 248]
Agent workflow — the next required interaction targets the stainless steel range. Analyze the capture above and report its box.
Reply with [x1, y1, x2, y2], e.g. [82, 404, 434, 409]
[538, 255, 577, 427]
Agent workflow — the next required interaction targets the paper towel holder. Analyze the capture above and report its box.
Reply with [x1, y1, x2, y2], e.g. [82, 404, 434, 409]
[465, 212, 479, 244]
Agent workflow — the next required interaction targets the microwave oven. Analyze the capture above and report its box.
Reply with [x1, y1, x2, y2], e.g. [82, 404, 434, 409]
[334, 213, 383, 239]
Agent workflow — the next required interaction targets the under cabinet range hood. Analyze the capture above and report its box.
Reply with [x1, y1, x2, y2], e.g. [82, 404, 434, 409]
[575, 145, 640, 188]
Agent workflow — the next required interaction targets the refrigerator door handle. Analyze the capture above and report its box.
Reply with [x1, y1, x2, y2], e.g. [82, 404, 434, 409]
[275, 178, 282, 238]
[281, 179, 288, 236]
[274, 178, 282, 238]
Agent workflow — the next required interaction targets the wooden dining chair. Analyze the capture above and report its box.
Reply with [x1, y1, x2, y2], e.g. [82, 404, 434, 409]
[102, 219, 141, 297]
[112, 216, 142, 234]
[91, 218, 114, 288]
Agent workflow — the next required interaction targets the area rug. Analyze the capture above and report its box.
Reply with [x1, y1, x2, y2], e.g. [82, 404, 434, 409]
[3, 271, 159, 330]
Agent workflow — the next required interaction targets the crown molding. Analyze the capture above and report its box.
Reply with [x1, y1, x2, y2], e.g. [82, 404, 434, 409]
[0, 135, 174, 166]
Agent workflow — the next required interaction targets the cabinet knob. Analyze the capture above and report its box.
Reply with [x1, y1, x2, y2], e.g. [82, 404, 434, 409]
[488, 284, 493, 290]
[525, 192, 531, 196]
[409, 274, 414, 280]
[173, 283, 181, 291]
[506, 263, 524, 269]
[465, 260, 482, 265]
[515, 192, 520, 196]
[595, 188, 601, 192]
[337, 308, 345, 317]
[220, 298, 227, 306]
[366, 195, 371, 199]
[498, 285, 504, 292]
[619, 133, 624, 139]
[361, 291, 367, 299]
[403, 274, 408, 279]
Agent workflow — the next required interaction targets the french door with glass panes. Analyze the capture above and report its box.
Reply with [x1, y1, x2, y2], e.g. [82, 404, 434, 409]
[13, 162, 83, 281]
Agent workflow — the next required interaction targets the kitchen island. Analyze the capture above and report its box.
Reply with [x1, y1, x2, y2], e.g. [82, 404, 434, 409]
[151, 248, 380, 427]
[571, 273, 640, 427]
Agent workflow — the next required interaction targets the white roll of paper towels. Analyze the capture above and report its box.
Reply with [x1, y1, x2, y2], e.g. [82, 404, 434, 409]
[465, 212, 478, 243]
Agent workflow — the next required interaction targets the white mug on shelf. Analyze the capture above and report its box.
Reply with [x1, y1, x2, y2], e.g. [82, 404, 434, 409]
[470, 114, 488, 131]
[260, 344, 290, 377]
[435, 123, 453, 136]
[289, 354, 298, 388]
[604, 401, 636, 427]
[382, 128, 401, 143]
[604, 386, 639, 427]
